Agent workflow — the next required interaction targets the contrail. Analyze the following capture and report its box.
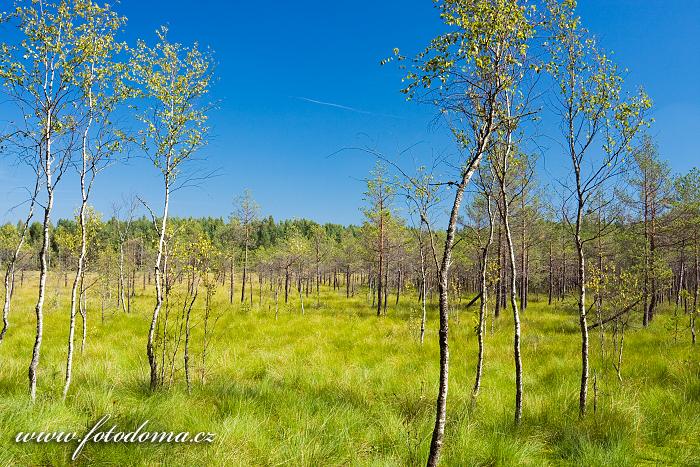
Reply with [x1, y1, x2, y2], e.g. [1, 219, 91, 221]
[293, 96, 403, 119]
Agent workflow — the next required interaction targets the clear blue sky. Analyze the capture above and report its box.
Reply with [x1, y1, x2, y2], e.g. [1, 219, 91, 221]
[1, 0, 698, 225]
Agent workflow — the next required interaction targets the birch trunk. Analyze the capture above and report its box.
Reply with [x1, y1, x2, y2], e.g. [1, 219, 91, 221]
[29, 106, 54, 401]
[472, 195, 494, 401]
[494, 120, 523, 424]
[503, 193, 523, 424]
[79, 282, 87, 353]
[427, 139, 489, 467]
[119, 243, 127, 313]
[147, 167, 171, 390]
[62, 200, 87, 398]
[575, 198, 589, 417]
[63, 107, 92, 398]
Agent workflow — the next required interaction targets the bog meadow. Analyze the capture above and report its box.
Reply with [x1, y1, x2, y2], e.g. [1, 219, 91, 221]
[0, 0, 699, 466]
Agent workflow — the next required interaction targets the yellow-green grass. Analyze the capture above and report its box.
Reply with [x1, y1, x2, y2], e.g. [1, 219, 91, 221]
[0, 273, 698, 466]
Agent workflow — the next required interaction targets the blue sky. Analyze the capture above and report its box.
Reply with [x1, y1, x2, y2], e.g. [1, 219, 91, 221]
[1, 0, 699, 225]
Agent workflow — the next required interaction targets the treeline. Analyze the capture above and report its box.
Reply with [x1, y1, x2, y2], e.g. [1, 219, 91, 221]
[2, 146, 697, 334]
[0, 215, 357, 267]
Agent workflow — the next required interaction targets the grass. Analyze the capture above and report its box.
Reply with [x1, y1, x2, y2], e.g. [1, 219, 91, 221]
[0, 273, 698, 466]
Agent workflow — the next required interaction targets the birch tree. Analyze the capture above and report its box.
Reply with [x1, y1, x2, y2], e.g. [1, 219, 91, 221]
[470, 167, 496, 401]
[393, 1, 535, 462]
[401, 165, 441, 345]
[0, 0, 114, 400]
[490, 133, 533, 424]
[545, 0, 651, 417]
[130, 27, 213, 390]
[113, 197, 138, 313]
[62, 0, 127, 400]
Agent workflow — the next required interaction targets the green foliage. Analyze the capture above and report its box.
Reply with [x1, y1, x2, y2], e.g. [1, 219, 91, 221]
[0, 0, 126, 148]
[545, 0, 652, 165]
[391, 0, 537, 157]
[129, 26, 213, 176]
[397, 0, 535, 97]
[0, 223, 20, 256]
[52, 206, 102, 258]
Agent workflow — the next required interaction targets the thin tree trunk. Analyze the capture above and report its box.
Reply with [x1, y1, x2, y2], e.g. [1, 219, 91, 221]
[494, 225, 502, 318]
[642, 170, 650, 326]
[377, 216, 384, 317]
[575, 201, 589, 417]
[649, 192, 658, 322]
[241, 238, 248, 303]
[396, 268, 401, 305]
[316, 249, 321, 307]
[184, 287, 197, 393]
[119, 243, 127, 313]
[259, 272, 263, 308]
[427, 135, 489, 467]
[29, 171, 53, 401]
[147, 168, 171, 391]
[419, 232, 428, 345]
[63, 194, 88, 398]
[383, 257, 389, 316]
[495, 125, 523, 424]
[299, 287, 305, 315]
[520, 186, 527, 310]
[29, 107, 55, 401]
[63, 114, 93, 398]
[472, 195, 494, 402]
[274, 278, 280, 319]
[229, 258, 234, 304]
[79, 280, 87, 353]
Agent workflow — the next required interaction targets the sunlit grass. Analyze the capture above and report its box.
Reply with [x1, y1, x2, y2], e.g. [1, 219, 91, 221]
[0, 272, 698, 465]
